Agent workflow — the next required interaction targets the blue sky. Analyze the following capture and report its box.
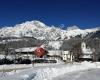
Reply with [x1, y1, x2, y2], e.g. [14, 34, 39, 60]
[0, 0, 100, 29]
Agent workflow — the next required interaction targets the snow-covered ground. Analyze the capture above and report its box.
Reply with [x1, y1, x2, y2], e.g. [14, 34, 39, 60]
[0, 61, 100, 80]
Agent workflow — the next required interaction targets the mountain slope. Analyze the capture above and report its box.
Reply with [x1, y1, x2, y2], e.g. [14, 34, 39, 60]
[0, 20, 99, 40]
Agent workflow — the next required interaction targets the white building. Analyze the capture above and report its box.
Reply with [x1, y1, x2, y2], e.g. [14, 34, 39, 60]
[81, 42, 93, 59]
[47, 50, 73, 62]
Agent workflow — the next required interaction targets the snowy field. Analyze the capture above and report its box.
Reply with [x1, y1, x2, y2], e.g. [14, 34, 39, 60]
[0, 61, 100, 80]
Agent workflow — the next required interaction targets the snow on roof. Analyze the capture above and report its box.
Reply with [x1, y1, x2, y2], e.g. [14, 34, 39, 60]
[82, 55, 92, 58]
[48, 50, 62, 55]
[62, 51, 69, 54]
[48, 50, 69, 56]
[15, 47, 37, 52]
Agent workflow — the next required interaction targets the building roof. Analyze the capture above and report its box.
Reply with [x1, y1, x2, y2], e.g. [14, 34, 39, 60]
[48, 50, 69, 56]
[15, 47, 37, 52]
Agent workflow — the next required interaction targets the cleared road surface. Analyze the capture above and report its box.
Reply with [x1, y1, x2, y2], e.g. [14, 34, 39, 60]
[54, 68, 100, 80]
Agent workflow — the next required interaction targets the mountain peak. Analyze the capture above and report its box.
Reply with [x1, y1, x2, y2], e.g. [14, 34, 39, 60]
[14, 20, 46, 28]
[28, 20, 46, 28]
[67, 25, 80, 31]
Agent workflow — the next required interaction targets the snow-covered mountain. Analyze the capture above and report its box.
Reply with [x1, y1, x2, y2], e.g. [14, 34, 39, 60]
[0, 20, 99, 40]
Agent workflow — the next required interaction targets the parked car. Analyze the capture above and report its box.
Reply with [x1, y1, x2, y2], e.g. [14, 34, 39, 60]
[14, 58, 31, 64]
[0, 58, 14, 65]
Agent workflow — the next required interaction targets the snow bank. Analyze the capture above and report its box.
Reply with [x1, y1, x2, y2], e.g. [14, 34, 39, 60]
[0, 64, 32, 71]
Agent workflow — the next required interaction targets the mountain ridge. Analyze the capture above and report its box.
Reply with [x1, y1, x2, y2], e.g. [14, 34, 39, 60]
[0, 20, 99, 40]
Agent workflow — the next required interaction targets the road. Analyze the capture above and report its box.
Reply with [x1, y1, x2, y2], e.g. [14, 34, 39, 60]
[54, 68, 100, 80]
